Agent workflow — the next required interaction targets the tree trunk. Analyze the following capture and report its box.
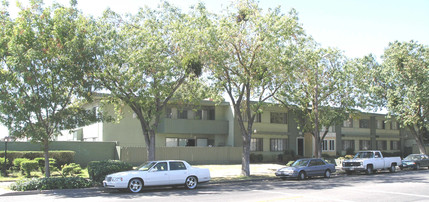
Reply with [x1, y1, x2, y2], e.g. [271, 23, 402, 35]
[43, 139, 50, 178]
[147, 130, 156, 161]
[241, 133, 251, 176]
[409, 126, 427, 155]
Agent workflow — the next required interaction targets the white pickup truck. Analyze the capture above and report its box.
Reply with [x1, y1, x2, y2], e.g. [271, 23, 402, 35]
[342, 150, 401, 175]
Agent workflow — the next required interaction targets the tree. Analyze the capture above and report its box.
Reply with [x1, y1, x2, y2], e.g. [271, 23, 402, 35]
[357, 41, 428, 154]
[96, 2, 207, 161]
[0, 0, 101, 177]
[204, 0, 303, 176]
[275, 40, 356, 158]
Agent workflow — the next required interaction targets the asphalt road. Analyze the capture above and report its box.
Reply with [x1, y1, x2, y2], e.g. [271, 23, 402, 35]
[1, 169, 429, 202]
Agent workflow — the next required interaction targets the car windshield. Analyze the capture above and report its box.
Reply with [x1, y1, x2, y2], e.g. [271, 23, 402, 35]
[354, 152, 374, 159]
[291, 160, 309, 167]
[136, 161, 157, 171]
[404, 155, 421, 161]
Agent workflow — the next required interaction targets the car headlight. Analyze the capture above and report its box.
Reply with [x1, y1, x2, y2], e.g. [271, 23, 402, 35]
[111, 177, 123, 182]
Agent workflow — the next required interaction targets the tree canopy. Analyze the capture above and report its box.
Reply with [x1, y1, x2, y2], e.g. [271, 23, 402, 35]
[0, 0, 102, 177]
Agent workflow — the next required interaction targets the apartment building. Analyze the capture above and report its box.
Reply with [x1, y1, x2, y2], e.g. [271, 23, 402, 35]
[57, 101, 410, 162]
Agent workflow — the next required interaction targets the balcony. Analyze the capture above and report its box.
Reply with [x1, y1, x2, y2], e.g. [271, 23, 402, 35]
[157, 118, 229, 135]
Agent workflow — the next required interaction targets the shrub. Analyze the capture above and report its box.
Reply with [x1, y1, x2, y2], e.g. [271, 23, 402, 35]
[0, 157, 9, 168]
[34, 158, 56, 174]
[9, 177, 92, 191]
[345, 155, 354, 159]
[61, 163, 82, 177]
[0, 151, 75, 168]
[87, 160, 133, 183]
[21, 160, 39, 177]
[345, 147, 355, 155]
[13, 158, 29, 171]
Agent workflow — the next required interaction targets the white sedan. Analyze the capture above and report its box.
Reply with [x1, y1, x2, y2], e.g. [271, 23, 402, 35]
[103, 160, 211, 193]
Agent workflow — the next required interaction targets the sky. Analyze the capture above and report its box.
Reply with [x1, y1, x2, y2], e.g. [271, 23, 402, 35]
[1, 0, 429, 137]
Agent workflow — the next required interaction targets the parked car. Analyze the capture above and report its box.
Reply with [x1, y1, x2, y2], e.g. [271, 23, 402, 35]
[103, 160, 210, 193]
[400, 154, 429, 170]
[342, 150, 401, 175]
[275, 158, 336, 180]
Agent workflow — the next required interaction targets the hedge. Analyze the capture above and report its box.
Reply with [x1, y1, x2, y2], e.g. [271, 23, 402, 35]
[0, 151, 75, 168]
[87, 160, 133, 183]
[10, 177, 92, 191]
[21, 160, 39, 177]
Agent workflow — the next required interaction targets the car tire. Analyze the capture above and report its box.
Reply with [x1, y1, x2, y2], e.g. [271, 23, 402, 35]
[324, 169, 331, 178]
[389, 164, 396, 173]
[366, 165, 373, 175]
[185, 176, 198, 189]
[128, 178, 143, 193]
[298, 171, 306, 180]
[415, 163, 420, 170]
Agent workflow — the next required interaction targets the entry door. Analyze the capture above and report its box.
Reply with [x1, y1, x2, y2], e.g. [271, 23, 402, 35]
[297, 138, 304, 156]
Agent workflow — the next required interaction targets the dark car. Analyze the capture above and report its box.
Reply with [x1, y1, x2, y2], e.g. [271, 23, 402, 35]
[401, 154, 429, 170]
[275, 158, 336, 180]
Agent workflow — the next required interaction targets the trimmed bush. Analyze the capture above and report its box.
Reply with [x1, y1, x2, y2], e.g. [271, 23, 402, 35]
[10, 177, 92, 191]
[34, 157, 56, 174]
[13, 158, 29, 171]
[21, 160, 39, 177]
[61, 163, 82, 177]
[87, 160, 133, 183]
[0, 157, 9, 168]
[0, 151, 75, 168]
[250, 153, 263, 163]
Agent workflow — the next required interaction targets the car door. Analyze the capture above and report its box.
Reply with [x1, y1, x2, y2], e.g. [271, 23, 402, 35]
[145, 162, 170, 186]
[421, 155, 429, 167]
[373, 151, 384, 169]
[307, 159, 323, 176]
[168, 161, 189, 185]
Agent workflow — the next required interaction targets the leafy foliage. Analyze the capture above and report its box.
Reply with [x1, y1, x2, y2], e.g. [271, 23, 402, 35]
[21, 160, 38, 177]
[61, 163, 82, 177]
[0, 0, 102, 177]
[204, 0, 304, 176]
[12, 158, 29, 170]
[10, 177, 92, 191]
[87, 160, 133, 183]
[0, 151, 75, 168]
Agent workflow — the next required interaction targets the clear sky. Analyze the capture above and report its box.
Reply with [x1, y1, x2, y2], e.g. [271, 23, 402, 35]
[1, 0, 428, 137]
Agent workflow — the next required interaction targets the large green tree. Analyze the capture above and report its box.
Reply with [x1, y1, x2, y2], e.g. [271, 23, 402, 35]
[356, 41, 429, 154]
[0, 0, 101, 177]
[275, 40, 356, 158]
[96, 2, 207, 161]
[204, 0, 303, 176]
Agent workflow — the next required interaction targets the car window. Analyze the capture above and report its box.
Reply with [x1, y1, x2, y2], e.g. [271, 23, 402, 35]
[137, 161, 157, 171]
[169, 162, 187, 170]
[309, 160, 317, 166]
[153, 162, 168, 171]
[374, 152, 381, 158]
[292, 160, 309, 167]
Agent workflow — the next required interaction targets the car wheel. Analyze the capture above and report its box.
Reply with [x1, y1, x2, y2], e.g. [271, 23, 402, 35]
[389, 164, 396, 173]
[128, 178, 143, 193]
[185, 176, 198, 189]
[366, 165, 373, 175]
[298, 171, 306, 180]
[324, 169, 331, 178]
[415, 163, 420, 170]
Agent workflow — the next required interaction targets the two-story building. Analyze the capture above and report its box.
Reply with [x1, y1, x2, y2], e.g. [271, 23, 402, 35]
[57, 100, 412, 164]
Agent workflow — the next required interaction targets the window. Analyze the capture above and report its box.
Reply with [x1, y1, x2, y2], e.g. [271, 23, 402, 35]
[270, 139, 288, 151]
[177, 109, 188, 119]
[251, 138, 263, 151]
[197, 138, 208, 147]
[376, 140, 387, 150]
[391, 141, 400, 150]
[166, 138, 178, 147]
[359, 119, 370, 128]
[342, 140, 355, 151]
[309, 159, 326, 166]
[322, 140, 335, 151]
[195, 107, 215, 120]
[255, 113, 262, 123]
[377, 120, 386, 129]
[343, 119, 353, 128]
[270, 112, 287, 124]
[169, 162, 186, 170]
[359, 140, 371, 150]
[391, 121, 399, 130]
[165, 107, 172, 118]
[153, 162, 167, 171]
